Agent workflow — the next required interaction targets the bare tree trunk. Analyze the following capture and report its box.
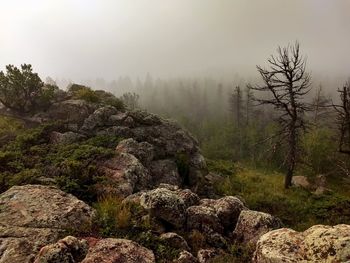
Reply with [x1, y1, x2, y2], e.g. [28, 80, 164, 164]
[285, 124, 296, 188]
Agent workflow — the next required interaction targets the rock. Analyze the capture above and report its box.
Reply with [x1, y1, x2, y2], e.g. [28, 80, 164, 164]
[109, 112, 128, 124]
[178, 189, 200, 208]
[233, 210, 282, 246]
[81, 238, 155, 263]
[97, 153, 151, 197]
[158, 183, 179, 191]
[49, 131, 85, 144]
[0, 185, 95, 231]
[150, 159, 182, 187]
[175, 251, 198, 263]
[0, 185, 95, 263]
[0, 225, 63, 263]
[186, 206, 223, 234]
[291, 175, 311, 189]
[199, 196, 246, 231]
[315, 174, 327, 188]
[140, 188, 186, 228]
[253, 228, 305, 263]
[197, 249, 219, 263]
[160, 232, 190, 251]
[34, 236, 88, 263]
[80, 106, 119, 132]
[214, 196, 246, 230]
[253, 224, 350, 263]
[42, 99, 97, 125]
[116, 138, 155, 165]
[313, 186, 332, 195]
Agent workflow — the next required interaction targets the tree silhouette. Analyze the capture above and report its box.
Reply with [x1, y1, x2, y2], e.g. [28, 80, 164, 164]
[251, 42, 312, 188]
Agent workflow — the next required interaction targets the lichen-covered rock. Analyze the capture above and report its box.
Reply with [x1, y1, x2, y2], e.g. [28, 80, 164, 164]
[40, 102, 208, 194]
[80, 106, 119, 132]
[0, 185, 95, 230]
[97, 153, 151, 197]
[197, 249, 219, 263]
[291, 175, 311, 189]
[175, 251, 199, 263]
[186, 206, 223, 234]
[150, 159, 182, 187]
[0, 185, 95, 263]
[34, 236, 88, 263]
[303, 224, 350, 262]
[253, 224, 350, 263]
[116, 138, 155, 165]
[140, 188, 186, 228]
[160, 232, 190, 251]
[178, 189, 200, 208]
[40, 99, 97, 125]
[214, 196, 246, 230]
[199, 196, 246, 230]
[81, 238, 155, 263]
[233, 210, 282, 246]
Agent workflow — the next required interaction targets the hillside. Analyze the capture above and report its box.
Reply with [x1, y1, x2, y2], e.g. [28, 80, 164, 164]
[0, 86, 349, 263]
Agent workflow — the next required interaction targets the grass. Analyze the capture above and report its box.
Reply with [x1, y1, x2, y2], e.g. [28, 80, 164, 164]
[208, 159, 350, 231]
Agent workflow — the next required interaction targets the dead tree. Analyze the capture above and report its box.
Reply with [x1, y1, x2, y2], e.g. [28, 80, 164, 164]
[229, 86, 243, 128]
[312, 85, 331, 128]
[333, 82, 350, 155]
[251, 42, 311, 188]
[245, 85, 253, 126]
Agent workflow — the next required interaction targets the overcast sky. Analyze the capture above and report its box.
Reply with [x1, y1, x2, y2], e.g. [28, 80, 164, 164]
[0, 0, 349, 82]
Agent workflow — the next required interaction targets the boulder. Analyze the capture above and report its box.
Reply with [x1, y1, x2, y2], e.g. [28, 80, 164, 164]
[199, 196, 246, 230]
[80, 106, 119, 132]
[186, 206, 223, 234]
[175, 251, 199, 263]
[116, 138, 155, 165]
[178, 189, 200, 208]
[233, 210, 282, 246]
[41, 99, 97, 125]
[150, 159, 182, 187]
[97, 153, 151, 197]
[291, 175, 311, 189]
[0, 185, 95, 263]
[34, 236, 88, 263]
[213, 196, 246, 230]
[140, 188, 186, 228]
[160, 232, 190, 251]
[0, 185, 94, 231]
[81, 238, 155, 263]
[253, 224, 350, 263]
[197, 249, 219, 263]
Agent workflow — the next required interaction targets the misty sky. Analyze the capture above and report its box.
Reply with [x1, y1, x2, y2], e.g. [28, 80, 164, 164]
[0, 0, 349, 82]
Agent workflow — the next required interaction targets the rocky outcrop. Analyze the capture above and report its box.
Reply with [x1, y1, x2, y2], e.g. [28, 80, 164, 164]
[0, 185, 95, 263]
[40, 102, 209, 196]
[253, 224, 350, 263]
[233, 210, 282, 246]
[137, 186, 246, 248]
[81, 238, 155, 263]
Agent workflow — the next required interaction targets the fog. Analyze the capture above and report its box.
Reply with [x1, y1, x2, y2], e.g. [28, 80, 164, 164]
[0, 0, 349, 84]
